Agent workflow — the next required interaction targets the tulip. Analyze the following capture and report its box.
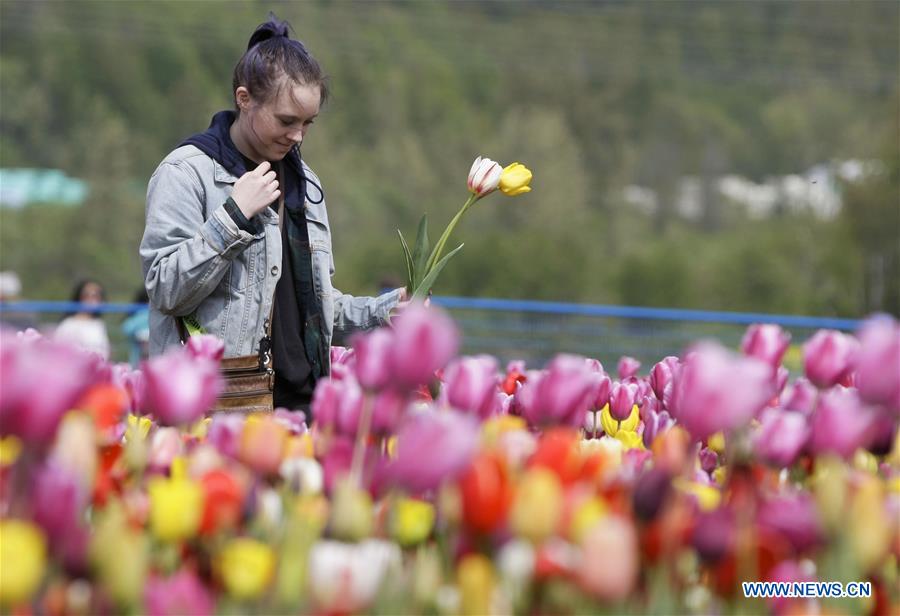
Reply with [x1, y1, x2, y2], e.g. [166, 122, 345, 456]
[147, 426, 183, 471]
[518, 354, 600, 428]
[808, 387, 878, 459]
[50, 411, 98, 489]
[649, 356, 679, 401]
[847, 475, 892, 572]
[144, 570, 215, 616]
[206, 413, 244, 458]
[272, 408, 307, 434]
[592, 374, 612, 412]
[803, 329, 858, 388]
[497, 540, 536, 606]
[90, 504, 149, 607]
[498, 162, 533, 196]
[443, 355, 499, 418]
[370, 388, 408, 436]
[31, 459, 89, 547]
[668, 342, 773, 440]
[756, 493, 823, 553]
[766, 560, 816, 615]
[0, 337, 98, 446]
[467, 156, 502, 197]
[853, 315, 900, 410]
[458, 553, 496, 616]
[389, 303, 459, 390]
[389, 409, 479, 493]
[641, 406, 673, 449]
[617, 356, 641, 379]
[142, 348, 222, 426]
[753, 408, 810, 467]
[691, 507, 735, 563]
[308, 540, 401, 613]
[600, 402, 639, 437]
[608, 381, 639, 421]
[351, 327, 394, 391]
[0, 519, 46, 606]
[741, 324, 791, 370]
[782, 377, 817, 415]
[198, 469, 243, 536]
[510, 467, 564, 544]
[279, 457, 324, 495]
[459, 451, 513, 534]
[390, 497, 435, 547]
[330, 478, 374, 541]
[185, 334, 225, 363]
[633, 467, 673, 522]
[577, 516, 638, 601]
[239, 414, 289, 475]
[217, 538, 276, 600]
[148, 474, 203, 542]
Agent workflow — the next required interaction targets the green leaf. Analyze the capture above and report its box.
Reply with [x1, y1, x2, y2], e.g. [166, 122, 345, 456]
[411, 214, 429, 290]
[413, 243, 464, 300]
[397, 229, 414, 290]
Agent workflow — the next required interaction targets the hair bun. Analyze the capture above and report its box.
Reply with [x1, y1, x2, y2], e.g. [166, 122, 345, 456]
[247, 14, 291, 50]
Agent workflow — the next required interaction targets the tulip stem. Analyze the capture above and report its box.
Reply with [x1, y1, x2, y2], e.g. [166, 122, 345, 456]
[350, 393, 374, 487]
[425, 193, 478, 276]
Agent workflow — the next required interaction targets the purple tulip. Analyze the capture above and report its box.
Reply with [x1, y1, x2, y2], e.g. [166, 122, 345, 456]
[757, 493, 823, 553]
[741, 324, 791, 370]
[31, 459, 89, 546]
[692, 507, 735, 563]
[388, 303, 458, 391]
[649, 357, 679, 401]
[609, 381, 639, 421]
[753, 408, 810, 468]
[517, 354, 600, 428]
[443, 355, 499, 419]
[185, 334, 225, 363]
[668, 342, 774, 440]
[853, 315, 900, 411]
[352, 328, 394, 391]
[782, 378, 817, 415]
[698, 447, 718, 474]
[808, 386, 878, 459]
[633, 468, 673, 521]
[0, 337, 99, 446]
[617, 356, 641, 379]
[142, 348, 222, 426]
[803, 329, 858, 388]
[593, 374, 612, 412]
[389, 409, 479, 493]
[207, 413, 245, 458]
[144, 569, 215, 616]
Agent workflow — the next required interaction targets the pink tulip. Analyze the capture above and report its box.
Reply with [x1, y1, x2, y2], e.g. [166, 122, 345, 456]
[207, 413, 245, 458]
[144, 569, 215, 616]
[698, 447, 718, 474]
[649, 356, 679, 401]
[757, 493, 823, 552]
[609, 381, 639, 421]
[142, 348, 222, 426]
[517, 355, 600, 428]
[273, 408, 308, 435]
[775, 365, 790, 395]
[148, 427, 184, 470]
[389, 410, 479, 493]
[32, 460, 89, 546]
[741, 324, 791, 370]
[692, 507, 735, 563]
[803, 329, 858, 388]
[389, 303, 458, 390]
[853, 315, 900, 411]
[668, 342, 774, 440]
[782, 378, 817, 415]
[352, 328, 394, 391]
[577, 516, 638, 601]
[185, 334, 225, 363]
[617, 356, 641, 379]
[766, 560, 816, 615]
[808, 386, 878, 459]
[442, 355, 499, 419]
[331, 345, 355, 368]
[584, 358, 605, 374]
[753, 408, 810, 468]
[493, 392, 513, 416]
[467, 156, 502, 197]
[311, 377, 364, 435]
[592, 374, 612, 411]
[0, 336, 99, 446]
[371, 388, 409, 436]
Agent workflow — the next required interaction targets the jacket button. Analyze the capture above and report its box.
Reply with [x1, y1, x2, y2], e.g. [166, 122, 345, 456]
[271, 266, 279, 276]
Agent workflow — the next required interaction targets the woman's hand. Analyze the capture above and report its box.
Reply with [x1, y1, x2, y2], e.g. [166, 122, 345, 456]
[231, 161, 281, 219]
[390, 287, 431, 320]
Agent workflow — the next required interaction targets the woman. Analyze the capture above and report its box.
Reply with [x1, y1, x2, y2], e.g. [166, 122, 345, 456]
[54, 279, 110, 359]
[140, 16, 404, 412]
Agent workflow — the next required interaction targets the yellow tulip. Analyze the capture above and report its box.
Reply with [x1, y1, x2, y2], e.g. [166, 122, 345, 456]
[510, 468, 563, 544]
[219, 538, 276, 600]
[707, 432, 725, 454]
[848, 476, 891, 572]
[458, 553, 495, 616]
[391, 498, 436, 547]
[614, 430, 645, 451]
[853, 449, 878, 474]
[674, 479, 721, 511]
[0, 436, 22, 466]
[600, 403, 639, 437]
[330, 478, 373, 542]
[569, 497, 608, 544]
[482, 415, 527, 446]
[811, 455, 849, 534]
[126, 414, 152, 441]
[0, 520, 46, 606]
[148, 475, 203, 542]
[499, 162, 532, 196]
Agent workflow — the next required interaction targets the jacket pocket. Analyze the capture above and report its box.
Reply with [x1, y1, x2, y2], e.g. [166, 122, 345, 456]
[229, 237, 265, 291]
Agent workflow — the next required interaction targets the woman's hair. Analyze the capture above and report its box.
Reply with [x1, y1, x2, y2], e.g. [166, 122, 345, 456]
[66, 278, 105, 319]
[232, 14, 329, 108]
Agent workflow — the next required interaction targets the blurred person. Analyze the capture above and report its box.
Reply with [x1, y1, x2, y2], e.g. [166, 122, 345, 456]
[0, 271, 38, 332]
[54, 279, 110, 359]
[140, 14, 406, 412]
[122, 287, 150, 367]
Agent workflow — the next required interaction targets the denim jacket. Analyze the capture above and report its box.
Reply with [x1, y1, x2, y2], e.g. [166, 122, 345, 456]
[140, 145, 401, 370]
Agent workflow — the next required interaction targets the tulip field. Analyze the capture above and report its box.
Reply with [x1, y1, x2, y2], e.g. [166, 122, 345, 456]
[1, 304, 898, 615]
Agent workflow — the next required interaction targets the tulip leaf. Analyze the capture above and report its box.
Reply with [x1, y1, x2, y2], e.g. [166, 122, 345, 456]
[413, 243, 464, 300]
[411, 214, 429, 290]
[397, 229, 414, 291]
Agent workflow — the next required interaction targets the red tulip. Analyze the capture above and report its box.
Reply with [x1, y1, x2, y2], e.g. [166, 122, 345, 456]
[853, 315, 900, 411]
[199, 469, 243, 535]
[803, 329, 858, 388]
[459, 451, 513, 534]
[142, 348, 222, 426]
[443, 355, 499, 419]
[741, 324, 791, 370]
[388, 303, 458, 390]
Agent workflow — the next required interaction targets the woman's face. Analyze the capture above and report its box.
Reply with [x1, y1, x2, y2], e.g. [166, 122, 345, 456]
[79, 282, 103, 305]
[235, 80, 321, 163]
